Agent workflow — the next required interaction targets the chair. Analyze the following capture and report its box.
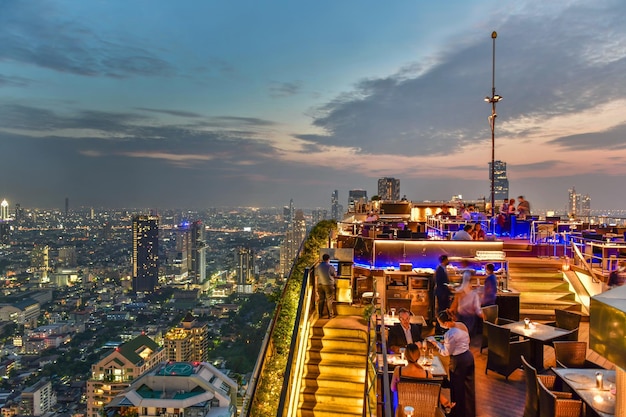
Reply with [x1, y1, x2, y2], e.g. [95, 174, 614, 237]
[522, 355, 573, 417]
[485, 322, 530, 380]
[547, 310, 581, 342]
[537, 377, 582, 417]
[396, 380, 443, 417]
[553, 341, 601, 368]
[481, 305, 499, 353]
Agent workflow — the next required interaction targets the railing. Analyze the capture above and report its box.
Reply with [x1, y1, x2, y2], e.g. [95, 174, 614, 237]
[277, 266, 316, 417]
[570, 235, 626, 277]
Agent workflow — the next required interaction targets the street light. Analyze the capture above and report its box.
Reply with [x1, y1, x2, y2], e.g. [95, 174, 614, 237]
[485, 31, 502, 232]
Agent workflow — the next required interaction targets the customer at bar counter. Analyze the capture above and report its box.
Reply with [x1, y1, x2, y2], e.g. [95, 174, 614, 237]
[452, 224, 473, 240]
[435, 255, 452, 314]
[390, 344, 455, 413]
[470, 222, 486, 240]
[427, 310, 476, 417]
[387, 308, 423, 353]
[517, 195, 531, 220]
[481, 263, 498, 306]
[315, 254, 336, 319]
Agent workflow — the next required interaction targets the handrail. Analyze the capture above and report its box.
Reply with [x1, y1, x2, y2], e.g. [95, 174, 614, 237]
[277, 266, 315, 416]
[378, 311, 394, 417]
[570, 239, 600, 283]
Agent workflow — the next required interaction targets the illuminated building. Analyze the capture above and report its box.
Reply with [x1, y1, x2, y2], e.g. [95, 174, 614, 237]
[236, 247, 254, 294]
[331, 189, 342, 220]
[105, 361, 237, 417]
[86, 335, 165, 417]
[20, 379, 56, 416]
[279, 209, 307, 277]
[488, 160, 509, 201]
[0, 199, 9, 221]
[378, 177, 400, 201]
[132, 214, 159, 293]
[164, 312, 209, 362]
[312, 208, 328, 224]
[348, 189, 368, 212]
[179, 220, 206, 284]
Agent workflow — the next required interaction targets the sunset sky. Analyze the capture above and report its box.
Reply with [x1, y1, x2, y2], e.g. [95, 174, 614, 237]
[1, 0, 625, 211]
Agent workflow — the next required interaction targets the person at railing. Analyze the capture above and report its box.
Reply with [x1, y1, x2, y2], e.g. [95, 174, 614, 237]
[315, 254, 336, 319]
[427, 310, 476, 417]
[390, 344, 455, 413]
[387, 308, 422, 353]
[517, 195, 531, 220]
[437, 204, 452, 219]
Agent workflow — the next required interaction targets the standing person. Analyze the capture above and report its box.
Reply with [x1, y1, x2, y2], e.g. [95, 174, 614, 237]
[450, 262, 484, 336]
[387, 308, 423, 353]
[435, 255, 452, 314]
[315, 254, 336, 318]
[428, 310, 476, 417]
[482, 263, 498, 306]
[517, 195, 531, 220]
[507, 198, 517, 236]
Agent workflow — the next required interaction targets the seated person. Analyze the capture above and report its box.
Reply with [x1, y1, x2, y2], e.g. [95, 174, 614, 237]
[471, 223, 486, 240]
[452, 224, 474, 240]
[387, 308, 422, 353]
[391, 344, 454, 412]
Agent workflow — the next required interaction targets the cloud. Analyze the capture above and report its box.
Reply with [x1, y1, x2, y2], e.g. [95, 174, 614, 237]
[269, 81, 302, 98]
[510, 160, 560, 172]
[548, 123, 626, 150]
[0, 74, 31, 88]
[135, 108, 204, 118]
[0, 2, 173, 78]
[299, 1, 626, 158]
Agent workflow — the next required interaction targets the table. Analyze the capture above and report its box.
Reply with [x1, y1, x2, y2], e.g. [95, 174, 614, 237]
[501, 320, 571, 371]
[553, 368, 617, 417]
[383, 314, 427, 327]
[377, 352, 447, 378]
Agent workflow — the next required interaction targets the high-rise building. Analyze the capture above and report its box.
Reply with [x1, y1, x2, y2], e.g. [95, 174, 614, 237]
[378, 177, 400, 201]
[279, 209, 307, 277]
[20, 379, 56, 416]
[86, 335, 165, 417]
[189, 220, 206, 284]
[581, 194, 591, 220]
[348, 189, 368, 212]
[132, 214, 159, 293]
[331, 190, 342, 220]
[164, 312, 209, 362]
[64, 197, 69, 217]
[312, 208, 328, 224]
[236, 247, 254, 293]
[283, 198, 295, 225]
[488, 160, 509, 201]
[0, 199, 9, 221]
[104, 361, 237, 417]
[568, 187, 581, 217]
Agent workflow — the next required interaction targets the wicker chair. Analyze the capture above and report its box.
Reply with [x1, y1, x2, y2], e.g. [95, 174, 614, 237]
[522, 355, 573, 417]
[481, 304, 498, 353]
[553, 341, 601, 368]
[396, 380, 443, 417]
[485, 321, 530, 380]
[547, 310, 581, 343]
[537, 377, 582, 417]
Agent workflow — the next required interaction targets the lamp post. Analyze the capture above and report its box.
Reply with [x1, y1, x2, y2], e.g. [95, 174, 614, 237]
[485, 31, 502, 232]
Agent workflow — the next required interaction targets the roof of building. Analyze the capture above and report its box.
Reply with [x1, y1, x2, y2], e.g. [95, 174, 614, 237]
[118, 335, 161, 364]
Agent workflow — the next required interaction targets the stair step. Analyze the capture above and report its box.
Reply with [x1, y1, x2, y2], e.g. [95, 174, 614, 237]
[302, 376, 364, 392]
[300, 386, 364, 406]
[304, 363, 366, 380]
[306, 350, 368, 364]
[309, 336, 368, 353]
[519, 292, 576, 302]
[311, 326, 368, 341]
[297, 406, 362, 417]
[510, 282, 570, 292]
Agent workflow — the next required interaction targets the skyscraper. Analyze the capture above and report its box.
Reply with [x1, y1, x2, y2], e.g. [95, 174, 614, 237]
[348, 189, 368, 212]
[312, 208, 328, 224]
[189, 220, 206, 284]
[132, 214, 159, 293]
[568, 186, 580, 217]
[279, 209, 307, 277]
[0, 199, 9, 221]
[236, 247, 254, 293]
[331, 190, 342, 220]
[581, 194, 591, 220]
[488, 160, 509, 201]
[164, 312, 209, 362]
[377, 177, 400, 201]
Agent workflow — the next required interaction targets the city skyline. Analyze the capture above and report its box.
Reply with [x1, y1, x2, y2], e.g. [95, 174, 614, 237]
[1, 1, 626, 210]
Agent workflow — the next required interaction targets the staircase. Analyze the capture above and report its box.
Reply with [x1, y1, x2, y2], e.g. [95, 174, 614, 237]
[507, 257, 584, 321]
[297, 316, 368, 417]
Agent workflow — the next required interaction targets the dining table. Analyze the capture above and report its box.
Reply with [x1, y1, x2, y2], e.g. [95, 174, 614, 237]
[377, 351, 447, 378]
[500, 320, 571, 371]
[382, 314, 427, 327]
[553, 367, 617, 417]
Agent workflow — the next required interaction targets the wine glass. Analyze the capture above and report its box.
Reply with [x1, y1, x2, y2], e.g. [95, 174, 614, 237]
[390, 308, 396, 318]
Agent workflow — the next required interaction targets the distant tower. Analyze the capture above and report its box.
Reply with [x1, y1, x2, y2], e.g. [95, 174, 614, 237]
[0, 199, 9, 221]
[312, 209, 328, 225]
[568, 187, 581, 217]
[236, 247, 254, 293]
[488, 161, 509, 201]
[331, 190, 341, 220]
[377, 177, 400, 201]
[132, 214, 159, 293]
[348, 190, 368, 212]
[581, 194, 591, 221]
[65, 197, 69, 217]
[279, 209, 307, 277]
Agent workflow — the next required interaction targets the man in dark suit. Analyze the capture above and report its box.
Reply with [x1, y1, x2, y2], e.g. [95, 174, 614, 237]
[435, 254, 451, 313]
[387, 308, 423, 353]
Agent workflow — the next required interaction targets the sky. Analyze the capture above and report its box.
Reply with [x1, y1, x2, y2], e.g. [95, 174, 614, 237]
[1, 0, 626, 211]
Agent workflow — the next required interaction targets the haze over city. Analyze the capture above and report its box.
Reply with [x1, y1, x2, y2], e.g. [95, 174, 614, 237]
[1, 0, 626, 210]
